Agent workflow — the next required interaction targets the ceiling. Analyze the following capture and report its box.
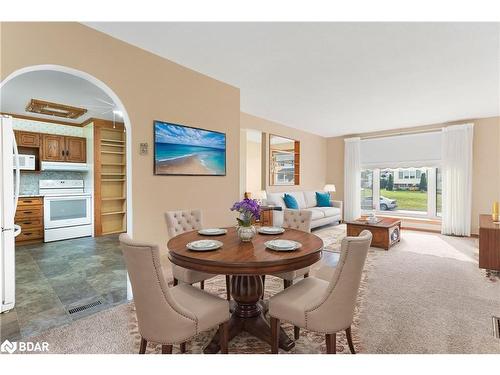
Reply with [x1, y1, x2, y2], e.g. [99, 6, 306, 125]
[0, 70, 122, 123]
[85, 22, 499, 137]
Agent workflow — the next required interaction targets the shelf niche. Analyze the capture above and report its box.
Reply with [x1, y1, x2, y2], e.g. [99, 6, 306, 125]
[93, 119, 127, 236]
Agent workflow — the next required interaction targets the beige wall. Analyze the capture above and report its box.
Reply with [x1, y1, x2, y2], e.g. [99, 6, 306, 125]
[471, 117, 500, 234]
[245, 139, 262, 195]
[326, 116, 500, 235]
[240, 112, 327, 193]
[326, 136, 345, 202]
[1, 22, 240, 247]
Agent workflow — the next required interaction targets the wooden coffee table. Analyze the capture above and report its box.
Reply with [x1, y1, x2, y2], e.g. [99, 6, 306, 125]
[346, 217, 401, 250]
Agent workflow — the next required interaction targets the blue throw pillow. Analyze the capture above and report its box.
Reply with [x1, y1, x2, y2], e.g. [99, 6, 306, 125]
[283, 193, 299, 209]
[316, 192, 331, 207]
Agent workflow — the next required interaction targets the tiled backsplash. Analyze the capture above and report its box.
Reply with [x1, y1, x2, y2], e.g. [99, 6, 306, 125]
[19, 171, 87, 195]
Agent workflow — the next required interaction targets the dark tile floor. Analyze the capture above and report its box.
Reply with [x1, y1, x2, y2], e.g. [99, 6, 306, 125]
[0, 235, 127, 341]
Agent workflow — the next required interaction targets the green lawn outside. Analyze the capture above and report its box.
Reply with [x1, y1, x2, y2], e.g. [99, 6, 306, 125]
[380, 189, 427, 211]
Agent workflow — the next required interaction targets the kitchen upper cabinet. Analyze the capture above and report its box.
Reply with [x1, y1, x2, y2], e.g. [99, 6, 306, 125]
[15, 130, 40, 147]
[41, 134, 86, 163]
[42, 134, 66, 161]
[65, 136, 86, 163]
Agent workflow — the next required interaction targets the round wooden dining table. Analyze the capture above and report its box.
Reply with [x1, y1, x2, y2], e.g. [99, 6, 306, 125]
[167, 226, 323, 353]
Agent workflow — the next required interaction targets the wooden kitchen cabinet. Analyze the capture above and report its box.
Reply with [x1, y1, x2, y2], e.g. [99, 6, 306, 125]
[41, 134, 86, 163]
[42, 134, 66, 161]
[65, 136, 86, 162]
[15, 130, 40, 147]
[15, 197, 44, 244]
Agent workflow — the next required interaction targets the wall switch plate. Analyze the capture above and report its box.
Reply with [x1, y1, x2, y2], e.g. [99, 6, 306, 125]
[139, 143, 148, 155]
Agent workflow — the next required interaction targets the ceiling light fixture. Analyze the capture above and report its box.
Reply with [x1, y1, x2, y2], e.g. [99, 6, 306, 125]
[26, 99, 87, 119]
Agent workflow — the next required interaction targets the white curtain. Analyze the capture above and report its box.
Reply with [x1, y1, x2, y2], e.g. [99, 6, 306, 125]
[441, 124, 474, 236]
[344, 137, 361, 221]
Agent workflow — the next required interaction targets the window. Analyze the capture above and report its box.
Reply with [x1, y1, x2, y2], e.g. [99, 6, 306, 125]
[360, 170, 374, 210]
[362, 167, 440, 219]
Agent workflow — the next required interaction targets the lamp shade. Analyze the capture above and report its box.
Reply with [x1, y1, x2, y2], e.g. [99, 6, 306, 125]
[323, 184, 336, 192]
[255, 190, 267, 200]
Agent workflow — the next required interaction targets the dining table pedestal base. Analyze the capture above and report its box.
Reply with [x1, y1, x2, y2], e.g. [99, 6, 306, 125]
[203, 275, 295, 354]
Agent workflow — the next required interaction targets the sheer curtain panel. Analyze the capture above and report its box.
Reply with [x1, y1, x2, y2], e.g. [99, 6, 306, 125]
[441, 124, 474, 236]
[344, 137, 361, 221]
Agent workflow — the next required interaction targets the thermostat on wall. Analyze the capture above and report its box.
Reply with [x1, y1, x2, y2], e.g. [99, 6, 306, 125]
[139, 143, 148, 155]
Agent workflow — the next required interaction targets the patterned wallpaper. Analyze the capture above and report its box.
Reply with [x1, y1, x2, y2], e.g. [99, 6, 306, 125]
[13, 118, 88, 195]
[13, 118, 85, 137]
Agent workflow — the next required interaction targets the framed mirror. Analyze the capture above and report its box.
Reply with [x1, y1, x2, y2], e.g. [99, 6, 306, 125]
[269, 134, 300, 186]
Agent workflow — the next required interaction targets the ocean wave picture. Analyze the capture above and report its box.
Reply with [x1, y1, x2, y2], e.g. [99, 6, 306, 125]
[154, 121, 226, 176]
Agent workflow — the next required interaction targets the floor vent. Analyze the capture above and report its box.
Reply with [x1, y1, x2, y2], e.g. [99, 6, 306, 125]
[493, 316, 500, 339]
[68, 300, 102, 315]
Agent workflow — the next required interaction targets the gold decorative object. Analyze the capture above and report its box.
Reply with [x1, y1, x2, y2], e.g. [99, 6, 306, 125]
[493, 201, 499, 222]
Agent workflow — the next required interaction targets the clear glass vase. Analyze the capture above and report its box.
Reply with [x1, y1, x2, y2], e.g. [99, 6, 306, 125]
[237, 225, 256, 242]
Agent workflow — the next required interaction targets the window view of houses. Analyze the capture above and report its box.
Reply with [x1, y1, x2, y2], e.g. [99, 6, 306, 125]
[361, 167, 442, 217]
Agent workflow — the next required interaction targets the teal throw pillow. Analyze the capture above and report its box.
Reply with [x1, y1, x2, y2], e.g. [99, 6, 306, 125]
[316, 192, 331, 207]
[283, 193, 299, 209]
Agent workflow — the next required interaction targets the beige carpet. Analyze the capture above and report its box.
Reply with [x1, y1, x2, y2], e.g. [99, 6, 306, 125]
[357, 230, 500, 353]
[29, 225, 500, 354]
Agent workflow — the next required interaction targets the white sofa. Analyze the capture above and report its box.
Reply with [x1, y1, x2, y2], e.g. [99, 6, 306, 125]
[266, 190, 343, 229]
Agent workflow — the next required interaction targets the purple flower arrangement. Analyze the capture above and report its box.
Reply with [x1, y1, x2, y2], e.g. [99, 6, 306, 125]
[230, 198, 261, 227]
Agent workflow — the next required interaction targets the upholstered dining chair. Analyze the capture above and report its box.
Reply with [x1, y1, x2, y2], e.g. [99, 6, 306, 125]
[119, 234, 230, 354]
[165, 209, 230, 300]
[269, 230, 372, 354]
[270, 209, 313, 290]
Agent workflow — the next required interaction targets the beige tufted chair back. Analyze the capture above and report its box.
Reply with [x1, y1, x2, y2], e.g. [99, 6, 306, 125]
[306, 230, 372, 333]
[283, 209, 313, 233]
[118, 234, 197, 344]
[165, 209, 203, 237]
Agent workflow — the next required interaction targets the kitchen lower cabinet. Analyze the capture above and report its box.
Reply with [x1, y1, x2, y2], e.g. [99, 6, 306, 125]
[15, 197, 44, 244]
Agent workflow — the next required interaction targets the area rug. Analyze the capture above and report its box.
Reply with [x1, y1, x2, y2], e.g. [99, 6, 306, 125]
[314, 223, 346, 252]
[129, 273, 367, 354]
[128, 223, 368, 354]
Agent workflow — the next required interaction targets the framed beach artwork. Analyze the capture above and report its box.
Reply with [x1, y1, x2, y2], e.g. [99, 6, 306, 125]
[154, 120, 226, 176]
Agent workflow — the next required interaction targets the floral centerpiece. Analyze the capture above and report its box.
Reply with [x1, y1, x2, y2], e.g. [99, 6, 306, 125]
[230, 198, 261, 242]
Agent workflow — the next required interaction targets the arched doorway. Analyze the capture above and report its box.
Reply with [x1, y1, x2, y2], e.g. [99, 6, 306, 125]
[1, 65, 133, 231]
[0, 65, 134, 339]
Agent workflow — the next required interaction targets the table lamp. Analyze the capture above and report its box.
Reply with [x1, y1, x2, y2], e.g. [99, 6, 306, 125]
[323, 184, 336, 197]
[255, 190, 267, 205]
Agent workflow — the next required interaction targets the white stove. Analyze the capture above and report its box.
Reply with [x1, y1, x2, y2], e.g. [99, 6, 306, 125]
[39, 179, 90, 196]
[39, 180, 92, 242]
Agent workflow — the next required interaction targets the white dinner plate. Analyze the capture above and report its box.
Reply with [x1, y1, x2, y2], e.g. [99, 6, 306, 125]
[198, 228, 228, 236]
[258, 226, 285, 235]
[186, 240, 223, 251]
[265, 239, 302, 251]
